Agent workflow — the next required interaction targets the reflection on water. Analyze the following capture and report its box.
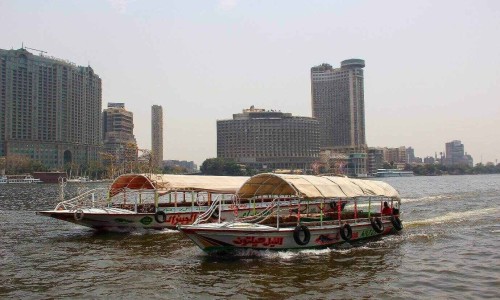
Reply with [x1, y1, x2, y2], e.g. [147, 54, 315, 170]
[1, 175, 500, 299]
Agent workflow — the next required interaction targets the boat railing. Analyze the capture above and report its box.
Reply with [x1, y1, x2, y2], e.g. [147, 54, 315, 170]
[54, 188, 109, 211]
[192, 194, 224, 225]
[224, 197, 280, 225]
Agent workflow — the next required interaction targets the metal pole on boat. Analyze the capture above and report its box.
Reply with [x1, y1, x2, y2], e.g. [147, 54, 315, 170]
[276, 197, 280, 230]
[253, 198, 256, 216]
[368, 198, 371, 219]
[154, 190, 158, 212]
[58, 176, 66, 201]
[338, 199, 341, 226]
[320, 198, 323, 226]
[354, 199, 358, 222]
[218, 196, 222, 223]
[191, 191, 194, 213]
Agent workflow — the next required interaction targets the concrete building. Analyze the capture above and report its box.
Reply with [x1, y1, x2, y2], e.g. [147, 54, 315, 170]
[217, 106, 319, 170]
[311, 59, 366, 149]
[383, 146, 408, 164]
[424, 156, 436, 164]
[406, 147, 415, 164]
[151, 105, 163, 168]
[164, 160, 198, 173]
[444, 140, 473, 167]
[102, 103, 137, 167]
[0, 48, 102, 168]
[367, 147, 384, 175]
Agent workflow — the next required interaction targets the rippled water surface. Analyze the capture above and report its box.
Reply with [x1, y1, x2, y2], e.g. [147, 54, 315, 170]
[1, 175, 499, 299]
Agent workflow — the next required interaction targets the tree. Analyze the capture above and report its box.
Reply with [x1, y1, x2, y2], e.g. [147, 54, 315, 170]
[163, 165, 188, 174]
[382, 162, 393, 169]
[200, 158, 226, 175]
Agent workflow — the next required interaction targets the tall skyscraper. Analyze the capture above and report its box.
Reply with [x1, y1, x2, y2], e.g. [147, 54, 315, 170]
[151, 105, 163, 168]
[0, 48, 102, 168]
[102, 103, 137, 168]
[311, 59, 366, 149]
[217, 106, 319, 170]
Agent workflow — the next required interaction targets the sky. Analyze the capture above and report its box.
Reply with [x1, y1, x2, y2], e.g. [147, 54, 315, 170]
[1, 0, 499, 166]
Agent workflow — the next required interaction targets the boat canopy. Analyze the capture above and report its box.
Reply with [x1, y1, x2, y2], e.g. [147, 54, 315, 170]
[109, 174, 249, 196]
[236, 173, 400, 199]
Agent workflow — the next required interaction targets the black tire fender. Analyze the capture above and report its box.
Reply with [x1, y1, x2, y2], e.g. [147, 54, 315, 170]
[339, 223, 352, 241]
[74, 209, 84, 221]
[371, 217, 384, 233]
[293, 225, 311, 246]
[154, 210, 167, 223]
[390, 215, 403, 231]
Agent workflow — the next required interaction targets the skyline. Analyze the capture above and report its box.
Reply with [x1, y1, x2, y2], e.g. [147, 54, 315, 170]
[1, 0, 499, 165]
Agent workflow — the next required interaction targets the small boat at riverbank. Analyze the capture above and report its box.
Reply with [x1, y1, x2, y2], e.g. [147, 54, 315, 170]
[178, 173, 403, 253]
[375, 169, 414, 177]
[67, 176, 91, 183]
[37, 173, 337, 232]
[0, 175, 43, 184]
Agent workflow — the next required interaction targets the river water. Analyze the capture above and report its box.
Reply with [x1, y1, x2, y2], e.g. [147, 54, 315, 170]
[1, 175, 499, 299]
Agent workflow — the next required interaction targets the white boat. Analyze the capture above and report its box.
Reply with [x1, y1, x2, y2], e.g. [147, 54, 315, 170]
[2, 175, 43, 183]
[67, 176, 91, 183]
[37, 173, 337, 232]
[178, 173, 403, 253]
[375, 169, 414, 177]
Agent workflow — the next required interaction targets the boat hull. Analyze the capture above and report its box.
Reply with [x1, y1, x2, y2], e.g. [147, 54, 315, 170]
[179, 219, 398, 252]
[37, 202, 326, 232]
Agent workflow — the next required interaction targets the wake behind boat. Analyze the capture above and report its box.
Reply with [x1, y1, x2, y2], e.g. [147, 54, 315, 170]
[178, 173, 403, 253]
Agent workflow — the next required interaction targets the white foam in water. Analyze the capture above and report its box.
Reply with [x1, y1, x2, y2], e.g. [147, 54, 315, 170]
[406, 207, 499, 226]
[401, 195, 451, 204]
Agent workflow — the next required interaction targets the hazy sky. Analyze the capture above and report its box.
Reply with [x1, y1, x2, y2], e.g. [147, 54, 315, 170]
[1, 0, 499, 165]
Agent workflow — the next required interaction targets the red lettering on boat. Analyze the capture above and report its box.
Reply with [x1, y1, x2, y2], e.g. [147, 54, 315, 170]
[233, 236, 284, 247]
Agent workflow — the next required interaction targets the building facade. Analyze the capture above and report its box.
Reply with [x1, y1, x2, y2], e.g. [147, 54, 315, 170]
[102, 103, 137, 167]
[367, 147, 384, 175]
[217, 106, 319, 170]
[164, 160, 198, 174]
[0, 48, 102, 168]
[311, 59, 366, 149]
[444, 140, 473, 167]
[151, 105, 163, 168]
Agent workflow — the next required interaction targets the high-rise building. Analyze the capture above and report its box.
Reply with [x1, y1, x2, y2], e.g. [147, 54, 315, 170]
[102, 103, 137, 168]
[151, 105, 163, 168]
[217, 106, 319, 170]
[444, 140, 473, 167]
[311, 59, 366, 149]
[406, 147, 415, 164]
[0, 48, 102, 168]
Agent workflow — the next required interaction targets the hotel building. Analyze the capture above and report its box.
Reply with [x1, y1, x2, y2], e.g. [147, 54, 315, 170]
[217, 106, 319, 170]
[311, 59, 367, 176]
[311, 59, 366, 149]
[0, 48, 102, 168]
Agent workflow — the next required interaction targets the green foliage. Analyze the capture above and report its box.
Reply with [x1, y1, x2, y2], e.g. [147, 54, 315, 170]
[382, 162, 394, 169]
[200, 158, 247, 176]
[1, 155, 49, 174]
[411, 163, 500, 176]
[163, 165, 188, 174]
